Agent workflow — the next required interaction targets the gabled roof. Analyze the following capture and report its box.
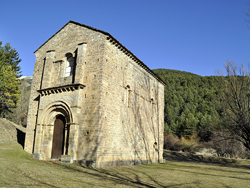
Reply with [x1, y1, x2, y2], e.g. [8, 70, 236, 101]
[35, 20, 166, 86]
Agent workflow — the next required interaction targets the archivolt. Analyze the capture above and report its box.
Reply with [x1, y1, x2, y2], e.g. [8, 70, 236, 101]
[38, 101, 73, 125]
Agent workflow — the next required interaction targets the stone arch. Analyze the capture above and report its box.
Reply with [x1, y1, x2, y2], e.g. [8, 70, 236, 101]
[38, 100, 73, 126]
[65, 52, 73, 58]
[38, 101, 73, 158]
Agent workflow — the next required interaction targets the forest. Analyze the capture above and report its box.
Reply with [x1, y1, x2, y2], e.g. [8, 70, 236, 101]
[153, 69, 222, 140]
[153, 67, 250, 158]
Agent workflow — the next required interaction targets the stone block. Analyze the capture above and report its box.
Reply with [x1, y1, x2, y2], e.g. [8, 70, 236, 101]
[31, 153, 44, 160]
[61, 155, 73, 164]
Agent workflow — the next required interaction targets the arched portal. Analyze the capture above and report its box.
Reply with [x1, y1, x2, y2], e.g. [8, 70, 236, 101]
[36, 101, 73, 160]
[51, 115, 66, 159]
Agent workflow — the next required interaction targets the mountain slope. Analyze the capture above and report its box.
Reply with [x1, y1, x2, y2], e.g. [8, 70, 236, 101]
[153, 69, 222, 140]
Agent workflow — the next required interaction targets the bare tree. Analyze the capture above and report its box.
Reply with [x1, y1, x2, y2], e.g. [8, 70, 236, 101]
[220, 61, 250, 150]
[244, 1, 250, 27]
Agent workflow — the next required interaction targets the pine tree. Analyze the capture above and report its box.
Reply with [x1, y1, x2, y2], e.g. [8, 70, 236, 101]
[0, 41, 22, 78]
[0, 42, 21, 117]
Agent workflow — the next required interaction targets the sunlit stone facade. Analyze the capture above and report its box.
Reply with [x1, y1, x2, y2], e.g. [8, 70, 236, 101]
[25, 21, 166, 167]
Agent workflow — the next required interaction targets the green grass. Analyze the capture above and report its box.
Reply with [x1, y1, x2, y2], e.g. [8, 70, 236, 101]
[0, 142, 250, 187]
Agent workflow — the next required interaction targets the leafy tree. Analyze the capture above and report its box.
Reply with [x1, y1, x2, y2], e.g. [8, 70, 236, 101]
[0, 42, 21, 117]
[219, 61, 250, 150]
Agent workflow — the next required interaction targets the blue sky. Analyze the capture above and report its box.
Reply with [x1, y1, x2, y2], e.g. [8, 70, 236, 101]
[1, 0, 250, 76]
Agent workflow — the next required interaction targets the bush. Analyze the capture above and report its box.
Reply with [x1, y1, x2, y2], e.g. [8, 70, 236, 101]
[164, 131, 250, 159]
[164, 133, 200, 153]
[180, 132, 200, 153]
[164, 134, 182, 151]
[212, 131, 250, 159]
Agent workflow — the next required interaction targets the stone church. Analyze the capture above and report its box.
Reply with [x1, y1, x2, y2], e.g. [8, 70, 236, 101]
[24, 21, 166, 167]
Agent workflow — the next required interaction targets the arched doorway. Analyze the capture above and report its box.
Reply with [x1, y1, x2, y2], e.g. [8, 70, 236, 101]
[35, 100, 73, 160]
[51, 115, 66, 159]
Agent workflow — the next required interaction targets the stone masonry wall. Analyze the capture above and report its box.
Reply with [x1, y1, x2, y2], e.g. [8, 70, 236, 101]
[75, 32, 106, 162]
[25, 23, 107, 157]
[93, 38, 165, 167]
[25, 21, 164, 168]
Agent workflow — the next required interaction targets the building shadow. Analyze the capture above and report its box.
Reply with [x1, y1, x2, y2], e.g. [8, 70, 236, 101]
[163, 150, 250, 170]
[16, 128, 25, 149]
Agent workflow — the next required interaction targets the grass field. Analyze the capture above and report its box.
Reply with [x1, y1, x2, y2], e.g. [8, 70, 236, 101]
[0, 142, 250, 188]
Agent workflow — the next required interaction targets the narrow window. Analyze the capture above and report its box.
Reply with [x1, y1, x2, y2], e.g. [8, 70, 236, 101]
[65, 57, 74, 77]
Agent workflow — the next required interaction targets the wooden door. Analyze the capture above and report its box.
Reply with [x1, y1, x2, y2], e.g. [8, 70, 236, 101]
[51, 117, 65, 159]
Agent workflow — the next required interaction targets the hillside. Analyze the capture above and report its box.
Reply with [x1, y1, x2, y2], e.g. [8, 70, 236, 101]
[6, 76, 32, 127]
[153, 69, 222, 140]
[0, 118, 25, 147]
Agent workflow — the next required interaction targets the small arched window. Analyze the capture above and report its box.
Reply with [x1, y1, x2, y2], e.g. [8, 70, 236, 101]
[65, 56, 74, 77]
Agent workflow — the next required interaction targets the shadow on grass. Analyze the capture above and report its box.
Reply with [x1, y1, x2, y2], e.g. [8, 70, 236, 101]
[49, 155, 250, 188]
[52, 163, 163, 188]
[5, 142, 250, 187]
[163, 150, 250, 170]
[163, 163, 250, 181]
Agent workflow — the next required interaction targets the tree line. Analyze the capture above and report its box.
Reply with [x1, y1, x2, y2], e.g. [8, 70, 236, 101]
[154, 64, 250, 151]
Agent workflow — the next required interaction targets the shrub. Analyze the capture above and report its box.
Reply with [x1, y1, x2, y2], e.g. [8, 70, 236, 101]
[212, 131, 250, 159]
[164, 133, 200, 153]
[180, 132, 200, 153]
[164, 134, 182, 151]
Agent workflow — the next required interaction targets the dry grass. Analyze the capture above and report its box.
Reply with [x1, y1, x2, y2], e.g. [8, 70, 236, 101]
[1, 142, 250, 188]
